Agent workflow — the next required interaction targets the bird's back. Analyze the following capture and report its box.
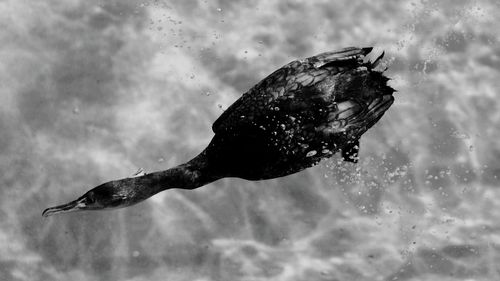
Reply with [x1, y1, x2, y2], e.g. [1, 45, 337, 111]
[206, 47, 395, 180]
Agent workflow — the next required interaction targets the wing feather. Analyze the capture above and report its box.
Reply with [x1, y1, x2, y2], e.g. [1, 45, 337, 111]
[212, 47, 373, 134]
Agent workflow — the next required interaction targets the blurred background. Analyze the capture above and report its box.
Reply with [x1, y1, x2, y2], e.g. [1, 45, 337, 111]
[1, 0, 499, 280]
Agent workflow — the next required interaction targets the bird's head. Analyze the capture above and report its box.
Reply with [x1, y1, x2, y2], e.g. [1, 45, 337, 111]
[42, 179, 140, 217]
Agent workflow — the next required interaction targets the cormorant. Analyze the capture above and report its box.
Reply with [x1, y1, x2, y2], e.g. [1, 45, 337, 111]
[42, 47, 395, 217]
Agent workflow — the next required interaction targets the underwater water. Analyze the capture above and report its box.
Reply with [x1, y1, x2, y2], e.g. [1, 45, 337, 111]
[1, 0, 499, 280]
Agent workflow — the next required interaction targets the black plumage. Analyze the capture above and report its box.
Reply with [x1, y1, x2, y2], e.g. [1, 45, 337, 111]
[43, 47, 395, 217]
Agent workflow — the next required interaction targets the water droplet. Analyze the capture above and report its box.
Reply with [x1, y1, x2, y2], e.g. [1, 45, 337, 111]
[72, 107, 80, 114]
[132, 251, 140, 257]
[469, 145, 474, 151]
[216, 7, 222, 12]
[451, 131, 470, 139]
[190, 74, 195, 79]
[158, 157, 164, 163]
[306, 150, 317, 157]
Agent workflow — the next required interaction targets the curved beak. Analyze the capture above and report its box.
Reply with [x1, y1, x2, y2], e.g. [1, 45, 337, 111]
[42, 197, 87, 217]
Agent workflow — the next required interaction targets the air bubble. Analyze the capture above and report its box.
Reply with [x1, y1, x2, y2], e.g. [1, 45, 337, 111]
[451, 131, 470, 139]
[306, 150, 317, 157]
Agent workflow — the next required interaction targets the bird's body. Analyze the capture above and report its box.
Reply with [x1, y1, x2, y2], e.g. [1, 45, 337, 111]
[42, 47, 395, 217]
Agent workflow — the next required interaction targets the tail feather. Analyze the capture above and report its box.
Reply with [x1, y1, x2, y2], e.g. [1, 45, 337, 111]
[348, 94, 394, 131]
[331, 62, 395, 134]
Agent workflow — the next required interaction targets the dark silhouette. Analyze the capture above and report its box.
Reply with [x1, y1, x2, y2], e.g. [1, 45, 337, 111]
[43, 47, 395, 217]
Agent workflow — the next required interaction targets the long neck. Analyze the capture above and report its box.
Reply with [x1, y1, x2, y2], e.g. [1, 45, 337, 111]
[124, 151, 219, 202]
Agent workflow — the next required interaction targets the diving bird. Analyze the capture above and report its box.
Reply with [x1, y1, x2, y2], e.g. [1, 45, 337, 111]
[42, 47, 395, 217]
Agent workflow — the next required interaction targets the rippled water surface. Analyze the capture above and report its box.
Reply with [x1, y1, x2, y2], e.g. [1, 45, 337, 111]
[1, 0, 499, 280]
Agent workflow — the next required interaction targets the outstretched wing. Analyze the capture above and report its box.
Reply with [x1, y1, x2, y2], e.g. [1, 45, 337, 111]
[212, 47, 374, 134]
